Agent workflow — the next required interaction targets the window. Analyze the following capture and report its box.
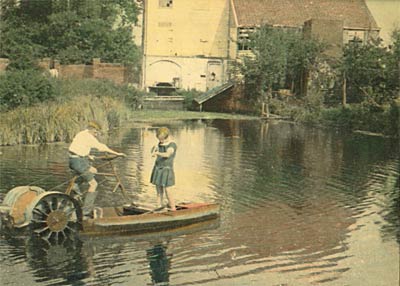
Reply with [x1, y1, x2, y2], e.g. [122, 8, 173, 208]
[237, 27, 255, 51]
[347, 30, 364, 44]
[158, 22, 172, 27]
[159, 0, 173, 8]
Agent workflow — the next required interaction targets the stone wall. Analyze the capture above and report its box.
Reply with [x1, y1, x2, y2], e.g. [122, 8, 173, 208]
[142, 96, 185, 110]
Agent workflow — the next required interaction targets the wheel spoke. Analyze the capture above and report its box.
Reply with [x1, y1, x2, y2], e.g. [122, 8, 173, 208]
[64, 206, 77, 219]
[65, 224, 78, 234]
[46, 230, 54, 240]
[58, 230, 67, 243]
[40, 199, 51, 213]
[54, 231, 60, 243]
[57, 198, 68, 210]
[31, 218, 47, 224]
[34, 225, 49, 234]
[33, 207, 48, 218]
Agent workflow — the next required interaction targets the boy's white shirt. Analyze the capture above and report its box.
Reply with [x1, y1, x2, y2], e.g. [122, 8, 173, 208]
[69, 129, 109, 156]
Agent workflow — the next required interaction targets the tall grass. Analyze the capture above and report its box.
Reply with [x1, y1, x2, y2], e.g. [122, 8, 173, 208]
[0, 95, 131, 145]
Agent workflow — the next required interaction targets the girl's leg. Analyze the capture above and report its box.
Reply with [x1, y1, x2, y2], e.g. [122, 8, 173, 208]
[165, 188, 176, 211]
[156, 185, 164, 208]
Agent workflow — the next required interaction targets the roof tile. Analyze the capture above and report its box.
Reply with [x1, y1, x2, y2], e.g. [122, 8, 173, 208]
[233, 0, 378, 29]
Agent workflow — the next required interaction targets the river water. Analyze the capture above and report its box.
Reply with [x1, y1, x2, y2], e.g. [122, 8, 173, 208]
[0, 119, 399, 286]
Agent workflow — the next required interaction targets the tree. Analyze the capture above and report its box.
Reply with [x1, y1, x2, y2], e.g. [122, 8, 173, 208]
[0, 0, 140, 66]
[239, 25, 324, 110]
[341, 36, 398, 108]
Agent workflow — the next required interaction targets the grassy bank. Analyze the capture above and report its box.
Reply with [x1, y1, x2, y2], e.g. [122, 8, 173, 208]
[270, 98, 400, 138]
[0, 95, 132, 145]
[0, 98, 256, 146]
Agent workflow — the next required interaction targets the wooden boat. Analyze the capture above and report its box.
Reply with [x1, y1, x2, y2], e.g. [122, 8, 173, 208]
[0, 186, 220, 240]
[82, 202, 220, 236]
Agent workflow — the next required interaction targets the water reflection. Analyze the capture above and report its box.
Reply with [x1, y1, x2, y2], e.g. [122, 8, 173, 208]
[0, 119, 399, 286]
[146, 241, 171, 286]
[1, 234, 89, 285]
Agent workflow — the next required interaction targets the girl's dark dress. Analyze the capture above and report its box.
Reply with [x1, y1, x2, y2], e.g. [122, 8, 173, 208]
[150, 142, 177, 187]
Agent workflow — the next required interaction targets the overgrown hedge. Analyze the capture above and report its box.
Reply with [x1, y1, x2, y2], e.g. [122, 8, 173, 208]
[0, 69, 58, 111]
[270, 97, 400, 137]
[0, 72, 145, 145]
[0, 70, 144, 112]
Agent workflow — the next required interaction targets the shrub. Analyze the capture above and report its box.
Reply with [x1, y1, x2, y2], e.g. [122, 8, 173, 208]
[0, 69, 58, 111]
[172, 89, 202, 110]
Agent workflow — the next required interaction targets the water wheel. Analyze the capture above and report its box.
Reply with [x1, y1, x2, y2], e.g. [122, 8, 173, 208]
[30, 193, 82, 243]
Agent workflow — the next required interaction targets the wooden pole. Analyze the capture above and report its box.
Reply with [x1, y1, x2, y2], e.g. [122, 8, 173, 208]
[342, 72, 347, 107]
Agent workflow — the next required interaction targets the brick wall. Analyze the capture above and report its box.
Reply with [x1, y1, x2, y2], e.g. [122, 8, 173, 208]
[0, 58, 138, 85]
[59, 63, 93, 79]
[92, 58, 134, 84]
[200, 85, 254, 113]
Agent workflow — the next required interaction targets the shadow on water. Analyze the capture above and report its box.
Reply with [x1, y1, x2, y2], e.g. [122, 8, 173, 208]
[146, 241, 172, 286]
[2, 233, 89, 286]
[0, 233, 172, 286]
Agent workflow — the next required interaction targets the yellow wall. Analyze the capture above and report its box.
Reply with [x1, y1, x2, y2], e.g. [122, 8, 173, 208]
[144, 0, 230, 58]
[366, 0, 400, 45]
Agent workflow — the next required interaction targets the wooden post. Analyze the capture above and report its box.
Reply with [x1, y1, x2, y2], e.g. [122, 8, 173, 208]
[342, 72, 347, 107]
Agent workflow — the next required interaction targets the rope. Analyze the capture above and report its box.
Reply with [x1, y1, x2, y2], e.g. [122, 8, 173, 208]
[27, 175, 57, 187]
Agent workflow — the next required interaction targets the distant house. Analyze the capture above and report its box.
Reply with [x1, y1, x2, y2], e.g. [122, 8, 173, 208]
[140, 0, 379, 98]
[231, 0, 380, 59]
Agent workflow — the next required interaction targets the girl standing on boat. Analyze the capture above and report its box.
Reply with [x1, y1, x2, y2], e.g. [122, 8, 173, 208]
[150, 127, 177, 211]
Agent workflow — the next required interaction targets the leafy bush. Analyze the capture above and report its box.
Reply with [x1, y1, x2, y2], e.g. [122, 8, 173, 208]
[172, 89, 202, 110]
[0, 69, 58, 111]
[54, 78, 144, 109]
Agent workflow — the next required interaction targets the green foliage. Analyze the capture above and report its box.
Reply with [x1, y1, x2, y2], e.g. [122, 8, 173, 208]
[0, 69, 59, 111]
[0, 95, 132, 145]
[0, 17, 44, 70]
[240, 25, 325, 100]
[341, 35, 399, 106]
[172, 89, 203, 110]
[0, 0, 140, 66]
[44, 11, 139, 64]
[54, 78, 143, 109]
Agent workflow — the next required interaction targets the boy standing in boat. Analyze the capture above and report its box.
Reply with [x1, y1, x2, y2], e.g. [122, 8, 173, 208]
[69, 121, 125, 218]
[151, 127, 177, 211]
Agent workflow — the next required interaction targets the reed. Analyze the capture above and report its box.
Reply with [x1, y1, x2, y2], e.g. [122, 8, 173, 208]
[0, 95, 131, 146]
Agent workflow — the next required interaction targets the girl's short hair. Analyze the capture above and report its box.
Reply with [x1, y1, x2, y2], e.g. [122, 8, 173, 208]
[156, 127, 170, 139]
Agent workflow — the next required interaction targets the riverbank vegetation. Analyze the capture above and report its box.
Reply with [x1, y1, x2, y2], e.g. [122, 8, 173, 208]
[240, 25, 400, 137]
[0, 77, 255, 145]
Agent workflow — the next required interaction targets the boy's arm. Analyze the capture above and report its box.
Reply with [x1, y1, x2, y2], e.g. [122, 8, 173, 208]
[91, 137, 126, 156]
